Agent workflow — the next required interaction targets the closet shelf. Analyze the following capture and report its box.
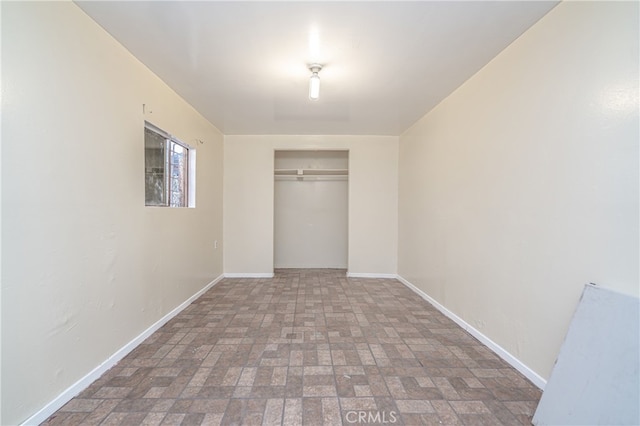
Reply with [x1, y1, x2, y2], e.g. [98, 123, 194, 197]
[274, 168, 348, 177]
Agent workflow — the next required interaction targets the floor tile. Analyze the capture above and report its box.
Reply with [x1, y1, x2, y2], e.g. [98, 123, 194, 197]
[42, 269, 541, 425]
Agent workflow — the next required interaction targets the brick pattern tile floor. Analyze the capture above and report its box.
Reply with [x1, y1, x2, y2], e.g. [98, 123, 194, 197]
[43, 269, 541, 425]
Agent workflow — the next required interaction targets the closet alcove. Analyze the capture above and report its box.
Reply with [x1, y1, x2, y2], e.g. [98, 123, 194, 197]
[274, 150, 349, 269]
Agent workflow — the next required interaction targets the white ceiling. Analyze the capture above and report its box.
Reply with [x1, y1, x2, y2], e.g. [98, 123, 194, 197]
[76, 1, 558, 136]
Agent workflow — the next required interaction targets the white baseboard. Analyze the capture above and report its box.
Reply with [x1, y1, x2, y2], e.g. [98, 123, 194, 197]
[347, 272, 398, 279]
[395, 275, 546, 390]
[21, 274, 224, 426]
[224, 273, 274, 278]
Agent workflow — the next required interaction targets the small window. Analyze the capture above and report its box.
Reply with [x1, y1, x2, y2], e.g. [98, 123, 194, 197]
[144, 122, 195, 207]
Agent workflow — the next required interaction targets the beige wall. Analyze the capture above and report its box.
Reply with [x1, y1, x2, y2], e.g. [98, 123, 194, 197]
[1, 2, 224, 424]
[224, 135, 398, 275]
[398, 1, 639, 381]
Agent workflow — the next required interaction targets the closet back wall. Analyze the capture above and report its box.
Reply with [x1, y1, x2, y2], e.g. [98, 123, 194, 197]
[274, 151, 349, 269]
[223, 135, 398, 276]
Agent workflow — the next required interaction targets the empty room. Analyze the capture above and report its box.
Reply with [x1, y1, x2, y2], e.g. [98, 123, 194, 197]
[1, 1, 638, 425]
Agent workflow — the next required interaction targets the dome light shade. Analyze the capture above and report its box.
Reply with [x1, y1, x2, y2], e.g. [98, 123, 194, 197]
[308, 64, 322, 100]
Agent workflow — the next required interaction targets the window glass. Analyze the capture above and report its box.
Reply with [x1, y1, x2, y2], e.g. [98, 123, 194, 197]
[144, 127, 167, 206]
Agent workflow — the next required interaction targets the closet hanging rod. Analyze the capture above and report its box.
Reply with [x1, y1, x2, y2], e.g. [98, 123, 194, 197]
[274, 175, 348, 181]
[274, 168, 348, 176]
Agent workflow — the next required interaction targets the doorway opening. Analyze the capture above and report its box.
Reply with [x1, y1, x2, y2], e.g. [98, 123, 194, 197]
[274, 150, 349, 269]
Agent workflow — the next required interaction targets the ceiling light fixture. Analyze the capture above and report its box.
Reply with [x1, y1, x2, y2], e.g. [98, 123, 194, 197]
[308, 64, 322, 101]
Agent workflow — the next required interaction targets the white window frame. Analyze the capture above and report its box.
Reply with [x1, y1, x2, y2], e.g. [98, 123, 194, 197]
[144, 121, 196, 208]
